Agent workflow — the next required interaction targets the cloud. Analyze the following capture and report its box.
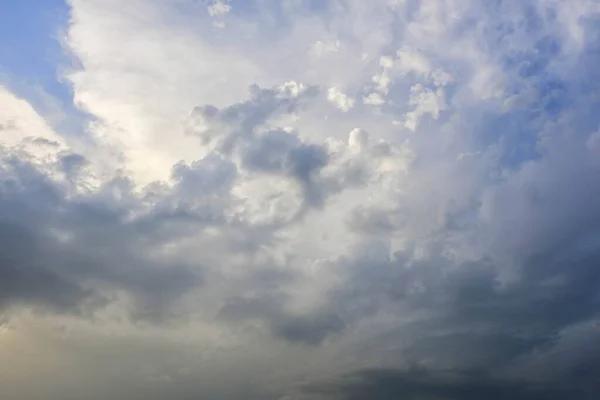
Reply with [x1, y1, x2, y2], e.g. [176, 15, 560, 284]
[303, 367, 587, 400]
[327, 88, 355, 112]
[0, 143, 205, 320]
[2, 0, 600, 399]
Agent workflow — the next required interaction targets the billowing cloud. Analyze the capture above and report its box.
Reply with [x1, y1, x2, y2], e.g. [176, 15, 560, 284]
[1, 0, 600, 399]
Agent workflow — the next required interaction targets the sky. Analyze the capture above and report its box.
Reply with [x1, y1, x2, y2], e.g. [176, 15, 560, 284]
[1, 0, 600, 399]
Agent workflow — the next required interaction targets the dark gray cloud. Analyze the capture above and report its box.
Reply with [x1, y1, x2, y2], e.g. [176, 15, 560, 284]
[281, 165, 600, 399]
[218, 293, 345, 345]
[188, 83, 319, 154]
[277, 66, 600, 396]
[241, 129, 329, 208]
[187, 84, 336, 213]
[0, 149, 215, 320]
[305, 367, 593, 400]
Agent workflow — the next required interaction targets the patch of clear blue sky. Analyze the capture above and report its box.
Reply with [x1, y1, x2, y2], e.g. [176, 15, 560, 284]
[0, 0, 86, 135]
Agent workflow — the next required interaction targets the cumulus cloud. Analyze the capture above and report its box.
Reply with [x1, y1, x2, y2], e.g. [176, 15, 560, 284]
[1, 0, 600, 399]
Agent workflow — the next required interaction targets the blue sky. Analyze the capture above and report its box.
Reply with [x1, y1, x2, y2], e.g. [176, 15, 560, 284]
[1, 1, 600, 399]
[0, 0, 70, 100]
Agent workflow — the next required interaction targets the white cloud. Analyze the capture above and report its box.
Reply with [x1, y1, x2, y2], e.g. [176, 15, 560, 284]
[207, 0, 231, 18]
[0, 85, 66, 158]
[327, 87, 355, 112]
[363, 92, 386, 106]
[404, 84, 446, 131]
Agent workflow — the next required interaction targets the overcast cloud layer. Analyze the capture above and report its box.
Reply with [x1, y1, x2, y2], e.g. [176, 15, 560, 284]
[1, 0, 600, 399]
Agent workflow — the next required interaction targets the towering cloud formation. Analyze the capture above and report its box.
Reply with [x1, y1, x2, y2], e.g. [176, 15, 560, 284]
[1, 0, 600, 399]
